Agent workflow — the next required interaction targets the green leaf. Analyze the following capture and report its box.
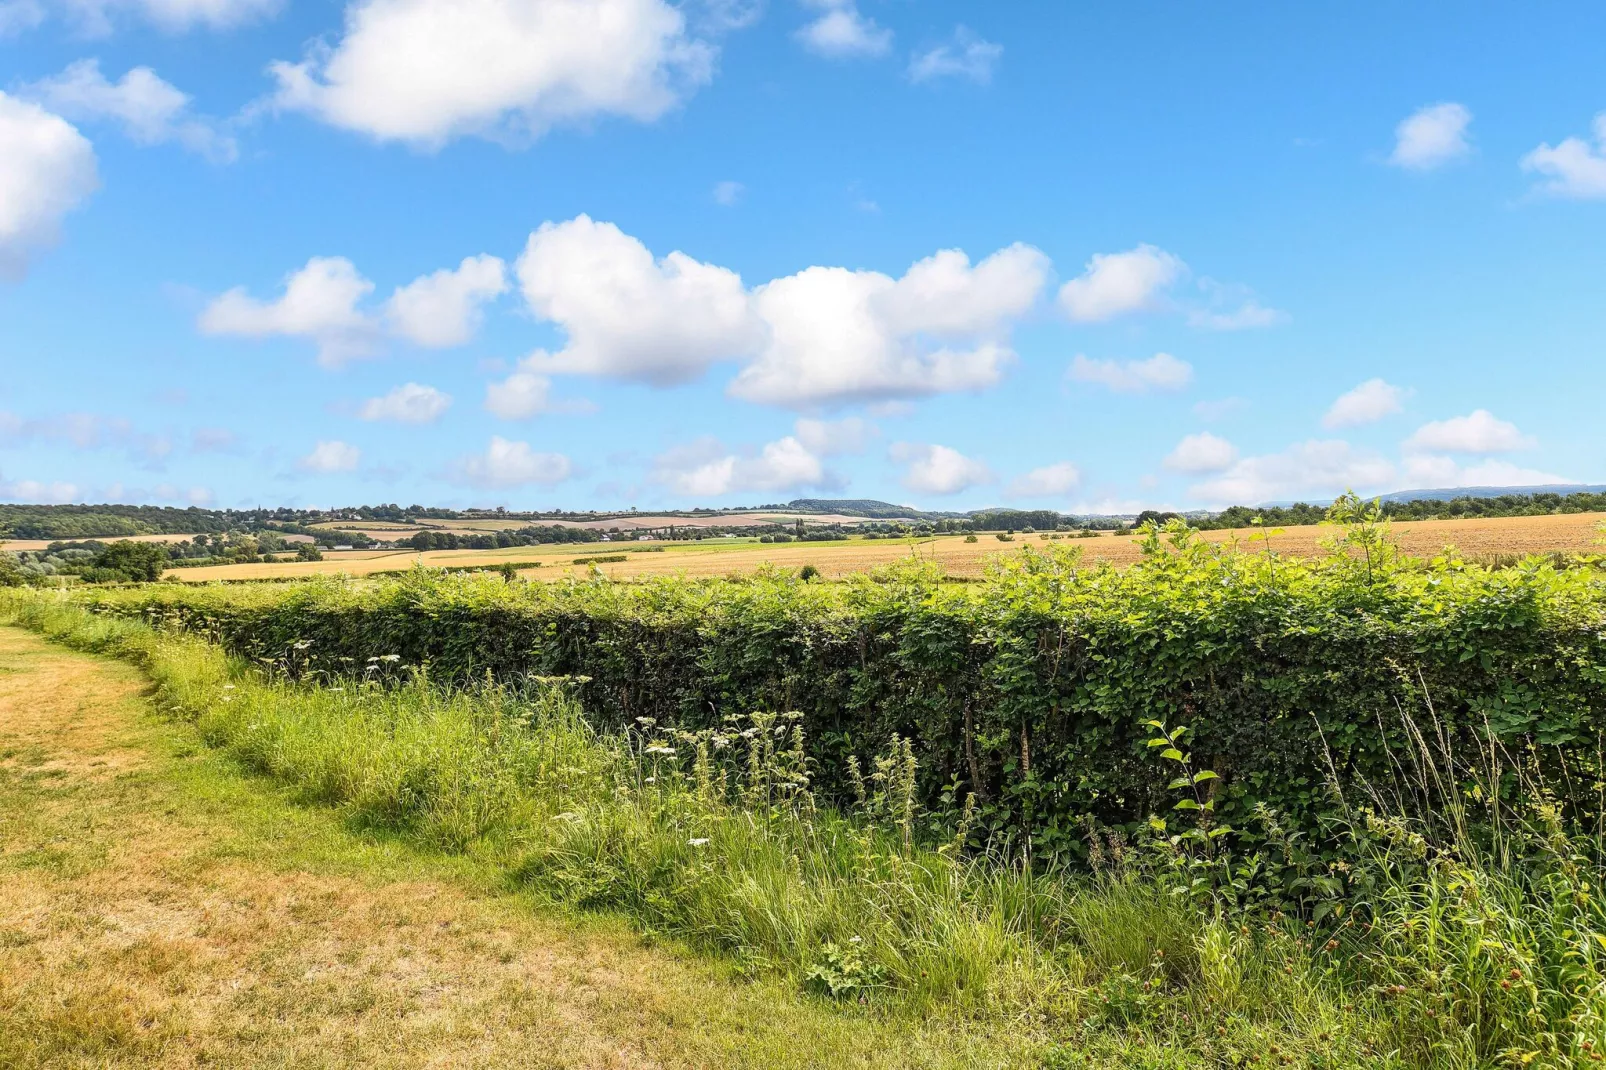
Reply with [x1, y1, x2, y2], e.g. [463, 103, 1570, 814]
[1192, 770, 1219, 783]
[1147, 738, 1169, 748]
[1174, 799, 1201, 811]
[1160, 748, 1184, 762]
[1168, 777, 1191, 790]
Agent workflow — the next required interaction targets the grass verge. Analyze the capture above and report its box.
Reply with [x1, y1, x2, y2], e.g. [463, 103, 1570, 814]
[0, 617, 1036, 1067]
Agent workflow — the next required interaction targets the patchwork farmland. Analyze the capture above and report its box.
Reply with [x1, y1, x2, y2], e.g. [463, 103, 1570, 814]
[162, 510, 1606, 582]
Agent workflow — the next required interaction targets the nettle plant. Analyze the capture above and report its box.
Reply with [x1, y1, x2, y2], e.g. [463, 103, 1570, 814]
[1138, 720, 1344, 919]
[1142, 720, 1229, 903]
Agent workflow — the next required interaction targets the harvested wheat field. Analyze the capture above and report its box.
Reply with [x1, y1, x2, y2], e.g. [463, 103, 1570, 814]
[161, 512, 1605, 584]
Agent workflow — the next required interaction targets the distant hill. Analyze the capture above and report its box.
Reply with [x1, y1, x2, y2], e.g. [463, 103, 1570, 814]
[1378, 484, 1606, 503]
[787, 498, 955, 520]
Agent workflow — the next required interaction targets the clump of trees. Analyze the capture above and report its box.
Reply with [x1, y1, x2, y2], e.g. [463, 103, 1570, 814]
[2, 539, 170, 584]
[166, 531, 319, 567]
[4, 531, 328, 581]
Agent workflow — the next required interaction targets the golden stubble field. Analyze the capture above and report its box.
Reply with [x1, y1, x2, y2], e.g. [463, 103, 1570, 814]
[163, 512, 1606, 584]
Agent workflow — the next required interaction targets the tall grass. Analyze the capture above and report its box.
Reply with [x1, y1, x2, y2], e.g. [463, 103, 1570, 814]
[5, 588, 1604, 1068]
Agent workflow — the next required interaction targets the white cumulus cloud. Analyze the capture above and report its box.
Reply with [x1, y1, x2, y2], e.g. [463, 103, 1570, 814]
[517, 214, 761, 385]
[485, 368, 553, 419]
[795, 0, 890, 58]
[199, 256, 379, 366]
[1389, 102, 1472, 170]
[298, 439, 362, 472]
[651, 434, 831, 497]
[1398, 455, 1568, 489]
[1006, 461, 1081, 498]
[908, 26, 1000, 84]
[1404, 410, 1534, 454]
[0, 92, 98, 281]
[358, 382, 451, 423]
[385, 254, 507, 347]
[890, 442, 991, 496]
[270, 0, 717, 147]
[24, 60, 234, 161]
[447, 435, 572, 488]
[514, 217, 1047, 407]
[1190, 440, 1396, 506]
[1058, 244, 1183, 323]
[1323, 378, 1408, 429]
[1163, 432, 1237, 474]
[483, 362, 596, 419]
[1067, 352, 1193, 394]
[731, 243, 1049, 407]
[1522, 113, 1606, 200]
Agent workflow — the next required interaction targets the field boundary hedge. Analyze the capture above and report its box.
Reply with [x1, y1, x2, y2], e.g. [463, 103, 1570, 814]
[61, 540, 1606, 858]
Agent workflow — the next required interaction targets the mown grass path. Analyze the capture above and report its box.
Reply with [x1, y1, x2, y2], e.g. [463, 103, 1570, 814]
[0, 627, 1030, 1069]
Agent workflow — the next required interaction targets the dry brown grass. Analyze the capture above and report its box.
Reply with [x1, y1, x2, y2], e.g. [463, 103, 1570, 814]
[0, 627, 1030, 1068]
[164, 512, 1606, 584]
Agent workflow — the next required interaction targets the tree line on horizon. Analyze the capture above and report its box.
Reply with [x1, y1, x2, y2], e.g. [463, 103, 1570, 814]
[2, 490, 1605, 542]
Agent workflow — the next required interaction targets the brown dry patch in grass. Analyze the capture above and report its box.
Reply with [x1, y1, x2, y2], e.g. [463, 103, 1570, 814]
[0, 627, 1026, 1069]
[0, 637, 146, 783]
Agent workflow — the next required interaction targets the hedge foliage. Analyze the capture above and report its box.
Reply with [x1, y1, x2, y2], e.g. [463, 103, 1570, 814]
[70, 530, 1606, 860]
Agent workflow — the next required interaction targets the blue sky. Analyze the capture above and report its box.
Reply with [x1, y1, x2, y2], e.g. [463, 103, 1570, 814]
[2, 0, 1604, 513]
